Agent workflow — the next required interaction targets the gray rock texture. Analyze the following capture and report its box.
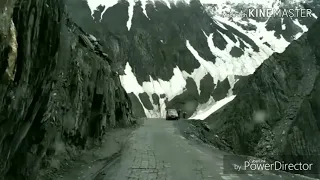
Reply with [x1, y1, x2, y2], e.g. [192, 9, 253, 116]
[0, 0, 133, 179]
[202, 16, 320, 178]
[64, 0, 319, 117]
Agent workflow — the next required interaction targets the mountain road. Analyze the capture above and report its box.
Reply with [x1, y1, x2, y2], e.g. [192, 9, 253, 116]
[61, 118, 318, 180]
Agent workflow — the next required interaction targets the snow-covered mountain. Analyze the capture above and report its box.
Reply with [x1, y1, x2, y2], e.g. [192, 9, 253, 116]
[66, 0, 318, 119]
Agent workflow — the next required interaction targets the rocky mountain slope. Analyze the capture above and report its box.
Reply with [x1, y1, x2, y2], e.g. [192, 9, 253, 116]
[66, 0, 319, 119]
[201, 14, 320, 178]
[0, 0, 133, 179]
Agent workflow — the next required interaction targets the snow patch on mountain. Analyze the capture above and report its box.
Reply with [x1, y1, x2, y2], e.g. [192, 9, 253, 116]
[218, 16, 290, 52]
[312, 13, 318, 19]
[119, 62, 153, 117]
[87, 0, 193, 30]
[86, 0, 118, 21]
[190, 95, 236, 120]
[120, 62, 189, 117]
[204, 0, 312, 53]
[86, 0, 314, 51]
[185, 21, 273, 118]
[207, 29, 272, 76]
[87, 0, 316, 119]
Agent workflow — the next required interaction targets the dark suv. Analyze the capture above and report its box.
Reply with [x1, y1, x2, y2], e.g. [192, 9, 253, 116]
[166, 109, 179, 120]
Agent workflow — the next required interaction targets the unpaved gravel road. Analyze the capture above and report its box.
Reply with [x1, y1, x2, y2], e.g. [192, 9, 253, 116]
[57, 118, 318, 180]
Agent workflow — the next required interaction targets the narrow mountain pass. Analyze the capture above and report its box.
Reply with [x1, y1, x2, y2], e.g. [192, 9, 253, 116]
[92, 119, 315, 180]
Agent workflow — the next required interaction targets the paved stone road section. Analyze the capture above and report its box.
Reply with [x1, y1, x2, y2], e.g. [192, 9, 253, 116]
[103, 118, 316, 180]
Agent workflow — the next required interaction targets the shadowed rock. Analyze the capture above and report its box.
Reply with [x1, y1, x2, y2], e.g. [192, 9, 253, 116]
[139, 92, 153, 110]
[0, 0, 133, 179]
[127, 92, 146, 118]
[204, 16, 320, 178]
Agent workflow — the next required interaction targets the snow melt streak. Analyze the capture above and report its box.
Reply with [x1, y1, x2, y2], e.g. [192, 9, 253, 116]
[87, 0, 207, 30]
[88, 0, 312, 120]
[120, 63, 188, 118]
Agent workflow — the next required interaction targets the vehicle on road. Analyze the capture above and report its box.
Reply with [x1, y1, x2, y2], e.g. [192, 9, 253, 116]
[182, 111, 187, 119]
[166, 109, 179, 120]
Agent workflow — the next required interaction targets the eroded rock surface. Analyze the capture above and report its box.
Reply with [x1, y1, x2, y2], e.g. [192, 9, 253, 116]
[203, 16, 320, 178]
[0, 0, 133, 179]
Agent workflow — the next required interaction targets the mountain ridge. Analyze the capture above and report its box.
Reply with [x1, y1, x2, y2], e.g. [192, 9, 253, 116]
[66, 0, 319, 119]
[200, 14, 320, 178]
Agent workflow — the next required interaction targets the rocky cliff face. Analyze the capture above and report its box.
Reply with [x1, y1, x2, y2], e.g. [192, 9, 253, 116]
[0, 0, 133, 179]
[65, 0, 319, 119]
[204, 16, 320, 178]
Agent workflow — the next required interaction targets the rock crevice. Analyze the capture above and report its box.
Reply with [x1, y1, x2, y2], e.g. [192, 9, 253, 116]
[204, 17, 320, 178]
[0, 0, 133, 179]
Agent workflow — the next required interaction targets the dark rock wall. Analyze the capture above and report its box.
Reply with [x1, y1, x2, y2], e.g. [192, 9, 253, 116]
[63, 0, 269, 116]
[0, 0, 133, 179]
[166, 77, 199, 118]
[127, 92, 146, 118]
[64, 0, 319, 117]
[0, 0, 17, 82]
[205, 17, 320, 178]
